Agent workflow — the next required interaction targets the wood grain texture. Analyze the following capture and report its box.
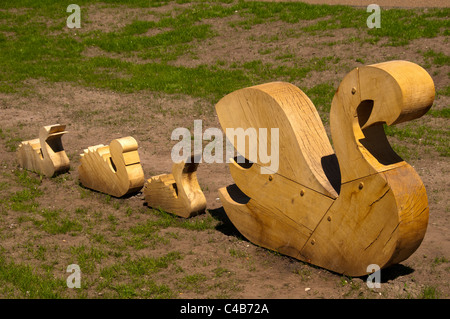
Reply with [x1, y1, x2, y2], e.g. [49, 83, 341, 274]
[216, 60, 434, 276]
[143, 156, 207, 218]
[17, 124, 70, 177]
[78, 136, 145, 197]
[216, 81, 339, 199]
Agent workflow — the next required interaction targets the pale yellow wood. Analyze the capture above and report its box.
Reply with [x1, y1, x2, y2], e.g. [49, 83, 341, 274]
[300, 163, 429, 275]
[78, 136, 145, 197]
[225, 158, 334, 247]
[218, 185, 314, 259]
[216, 81, 339, 199]
[17, 124, 70, 177]
[216, 60, 434, 276]
[143, 156, 207, 218]
[330, 60, 435, 183]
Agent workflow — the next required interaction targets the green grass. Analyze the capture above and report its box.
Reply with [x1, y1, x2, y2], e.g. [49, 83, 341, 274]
[178, 273, 208, 293]
[391, 143, 417, 161]
[419, 285, 441, 299]
[0, 253, 65, 298]
[143, 208, 217, 230]
[70, 245, 106, 273]
[0, 170, 43, 213]
[0, 1, 448, 99]
[303, 83, 336, 113]
[429, 108, 450, 119]
[423, 49, 450, 67]
[8, 189, 41, 212]
[123, 251, 182, 275]
[31, 209, 84, 235]
[229, 248, 249, 259]
[97, 251, 182, 298]
[367, 9, 450, 46]
[0, 128, 24, 152]
[385, 123, 449, 157]
[86, 24, 214, 59]
[108, 280, 173, 298]
[235, 56, 339, 84]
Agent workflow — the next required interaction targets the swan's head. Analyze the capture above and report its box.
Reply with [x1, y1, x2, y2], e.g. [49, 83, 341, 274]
[357, 60, 435, 130]
[330, 60, 435, 183]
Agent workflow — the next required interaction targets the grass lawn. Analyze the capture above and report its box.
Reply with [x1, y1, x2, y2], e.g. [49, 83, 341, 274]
[0, 0, 448, 299]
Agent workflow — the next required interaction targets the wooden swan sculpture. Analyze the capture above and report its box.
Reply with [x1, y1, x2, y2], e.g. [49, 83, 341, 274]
[17, 124, 70, 177]
[143, 155, 207, 218]
[78, 136, 145, 197]
[216, 60, 434, 276]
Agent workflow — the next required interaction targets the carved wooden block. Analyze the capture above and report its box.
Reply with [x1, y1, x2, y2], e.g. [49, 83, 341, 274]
[17, 124, 70, 177]
[143, 155, 206, 218]
[216, 60, 434, 276]
[78, 136, 145, 197]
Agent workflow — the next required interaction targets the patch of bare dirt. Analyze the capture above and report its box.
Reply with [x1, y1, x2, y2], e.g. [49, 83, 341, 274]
[171, 18, 341, 68]
[0, 75, 448, 299]
[81, 4, 159, 33]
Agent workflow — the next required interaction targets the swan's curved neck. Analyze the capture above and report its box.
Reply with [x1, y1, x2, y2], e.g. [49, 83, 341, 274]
[330, 68, 405, 185]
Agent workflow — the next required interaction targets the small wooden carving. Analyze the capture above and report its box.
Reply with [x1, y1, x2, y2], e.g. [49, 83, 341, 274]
[17, 124, 70, 177]
[78, 136, 145, 197]
[143, 155, 206, 218]
[216, 60, 434, 276]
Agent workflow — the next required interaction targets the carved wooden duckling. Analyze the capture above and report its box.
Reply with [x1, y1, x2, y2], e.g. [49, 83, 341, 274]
[17, 124, 70, 177]
[78, 136, 145, 197]
[143, 155, 206, 218]
[216, 60, 434, 276]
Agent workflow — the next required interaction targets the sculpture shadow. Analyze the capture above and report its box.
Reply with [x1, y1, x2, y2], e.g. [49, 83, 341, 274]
[360, 263, 415, 283]
[380, 264, 415, 282]
[209, 206, 247, 241]
[77, 179, 143, 200]
[208, 184, 250, 241]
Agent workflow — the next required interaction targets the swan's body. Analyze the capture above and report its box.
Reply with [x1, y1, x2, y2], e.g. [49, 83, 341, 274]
[216, 61, 434, 276]
[144, 156, 206, 218]
[78, 136, 145, 197]
[17, 124, 70, 177]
